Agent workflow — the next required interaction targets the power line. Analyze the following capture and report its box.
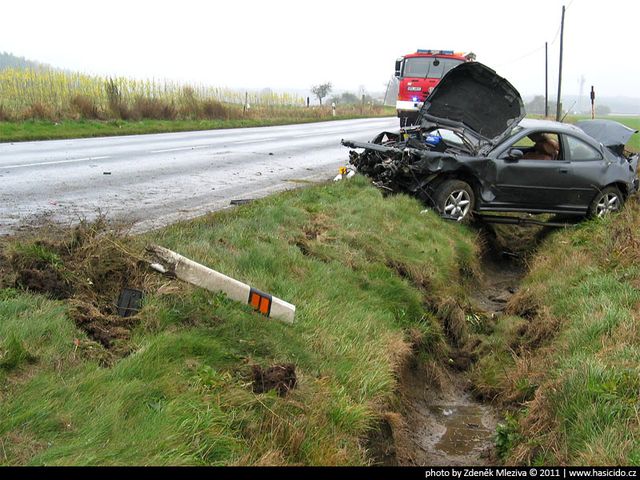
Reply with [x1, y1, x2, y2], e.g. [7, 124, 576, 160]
[495, 45, 545, 68]
[497, 1, 573, 68]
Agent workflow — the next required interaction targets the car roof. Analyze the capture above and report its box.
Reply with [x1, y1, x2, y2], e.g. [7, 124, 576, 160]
[517, 118, 585, 135]
[488, 117, 604, 154]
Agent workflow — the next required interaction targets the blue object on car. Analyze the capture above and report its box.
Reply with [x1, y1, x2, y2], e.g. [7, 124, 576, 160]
[425, 134, 442, 147]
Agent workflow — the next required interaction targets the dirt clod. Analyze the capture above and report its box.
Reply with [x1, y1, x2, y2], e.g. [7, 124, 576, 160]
[15, 267, 73, 299]
[69, 300, 137, 349]
[1, 218, 155, 357]
[251, 363, 297, 397]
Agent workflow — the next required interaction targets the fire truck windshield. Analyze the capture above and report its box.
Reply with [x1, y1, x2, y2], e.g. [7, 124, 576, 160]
[403, 57, 464, 79]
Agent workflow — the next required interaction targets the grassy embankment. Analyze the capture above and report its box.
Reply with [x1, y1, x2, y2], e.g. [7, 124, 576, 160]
[0, 110, 394, 143]
[0, 177, 479, 465]
[469, 196, 640, 465]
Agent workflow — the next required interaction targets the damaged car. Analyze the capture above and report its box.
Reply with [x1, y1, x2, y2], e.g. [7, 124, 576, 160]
[342, 62, 639, 221]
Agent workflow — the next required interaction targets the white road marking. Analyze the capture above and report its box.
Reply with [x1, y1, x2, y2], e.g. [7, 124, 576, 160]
[292, 130, 346, 138]
[150, 145, 208, 153]
[231, 138, 276, 145]
[2, 156, 111, 170]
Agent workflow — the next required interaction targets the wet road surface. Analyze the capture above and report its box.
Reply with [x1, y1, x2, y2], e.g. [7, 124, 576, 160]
[0, 117, 396, 234]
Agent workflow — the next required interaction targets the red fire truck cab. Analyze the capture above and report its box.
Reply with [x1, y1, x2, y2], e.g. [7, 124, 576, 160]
[395, 49, 475, 127]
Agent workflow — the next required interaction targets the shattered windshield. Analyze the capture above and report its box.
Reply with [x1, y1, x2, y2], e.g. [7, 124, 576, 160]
[502, 126, 524, 143]
[403, 57, 463, 79]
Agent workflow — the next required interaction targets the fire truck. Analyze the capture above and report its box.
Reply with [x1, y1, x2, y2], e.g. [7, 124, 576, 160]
[395, 49, 475, 127]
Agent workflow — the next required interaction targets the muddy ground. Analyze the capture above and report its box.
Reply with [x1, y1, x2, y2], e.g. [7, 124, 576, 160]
[384, 219, 561, 466]
[0, 219, 155, 359]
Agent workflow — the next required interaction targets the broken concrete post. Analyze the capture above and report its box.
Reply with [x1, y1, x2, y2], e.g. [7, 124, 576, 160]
[147, 245, 295, 324]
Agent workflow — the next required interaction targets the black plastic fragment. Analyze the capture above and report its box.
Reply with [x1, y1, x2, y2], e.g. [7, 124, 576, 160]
[117, 288, 144, 317]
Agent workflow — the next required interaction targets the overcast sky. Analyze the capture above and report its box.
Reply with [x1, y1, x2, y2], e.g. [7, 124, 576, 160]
[1, 0, 638, 98]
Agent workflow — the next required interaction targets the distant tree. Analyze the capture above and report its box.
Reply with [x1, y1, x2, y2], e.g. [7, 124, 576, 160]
[525, 95, 549, 115]
[0, 51, 47, 70]
[580, 104, 612, 116]
[330, 92, 359, 105]
[311, 82, 332, 105]
[329, 91, 378, 106]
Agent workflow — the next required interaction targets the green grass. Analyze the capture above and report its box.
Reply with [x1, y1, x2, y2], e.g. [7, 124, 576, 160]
[470, 197, 640, 465]
[0, 177, 478, 465]
[0, 111, 395, 143]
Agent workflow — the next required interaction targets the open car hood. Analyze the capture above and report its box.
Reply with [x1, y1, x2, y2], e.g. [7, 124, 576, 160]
[575, 119, 638, 151]
[418, 62, 525, 147]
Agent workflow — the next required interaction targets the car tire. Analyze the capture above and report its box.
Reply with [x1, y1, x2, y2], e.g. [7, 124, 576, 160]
[399, 117, 406, 128]
[434, 179, 475, 222]
[588, 186, 624, 218]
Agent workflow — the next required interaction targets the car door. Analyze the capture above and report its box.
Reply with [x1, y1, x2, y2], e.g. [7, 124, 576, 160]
[559, 134, 607, 209]
[491, 132, 574, 210]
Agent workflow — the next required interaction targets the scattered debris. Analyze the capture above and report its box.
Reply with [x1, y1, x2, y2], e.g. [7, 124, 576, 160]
[116, 288, 144, 318]
[1, 219, 152, 355]
[147, 245, 296, 324]
[230, 199, 253, 206]
[251, 363, 297, 396]
[333, 166, 356, 182]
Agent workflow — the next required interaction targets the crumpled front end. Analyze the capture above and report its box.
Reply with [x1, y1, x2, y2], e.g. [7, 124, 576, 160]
[343, 130, 494, 205]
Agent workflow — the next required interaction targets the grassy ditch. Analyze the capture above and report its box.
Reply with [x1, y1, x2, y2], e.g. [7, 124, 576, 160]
[0, 177, 479, 465]
[0, 110, 394, 143]
[469, 197, 640, 465]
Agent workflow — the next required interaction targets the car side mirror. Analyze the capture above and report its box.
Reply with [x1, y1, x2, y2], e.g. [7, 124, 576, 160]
[395, 59, 402, 78]
[507, 149, 523, 161]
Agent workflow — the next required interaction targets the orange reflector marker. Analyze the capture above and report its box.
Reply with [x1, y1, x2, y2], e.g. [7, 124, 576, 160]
[147, 245, 295, 324]
[248, 288, 273, 317]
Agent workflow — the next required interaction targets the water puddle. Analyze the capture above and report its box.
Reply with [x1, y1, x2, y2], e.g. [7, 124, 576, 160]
[397, 369, 498, 466]
[394, 239, 529, 466]
[428, 404, 494, 457]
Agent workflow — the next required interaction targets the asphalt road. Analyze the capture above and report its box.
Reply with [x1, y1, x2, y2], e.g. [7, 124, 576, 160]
[0, 117, 397, 235]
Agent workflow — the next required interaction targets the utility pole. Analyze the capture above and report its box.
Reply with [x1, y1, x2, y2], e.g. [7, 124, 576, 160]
[545, 42, 549, 118]
[555, 5, 566, 121]
[383, 78, 391, 106]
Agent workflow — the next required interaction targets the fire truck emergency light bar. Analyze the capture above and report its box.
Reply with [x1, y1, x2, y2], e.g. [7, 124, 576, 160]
[416, 49, 455, 55]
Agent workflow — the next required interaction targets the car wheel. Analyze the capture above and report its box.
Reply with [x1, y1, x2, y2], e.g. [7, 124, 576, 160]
[588, 186, 624, 218]
[399, 116, 406, 128]
[434, 179, 475, 222]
